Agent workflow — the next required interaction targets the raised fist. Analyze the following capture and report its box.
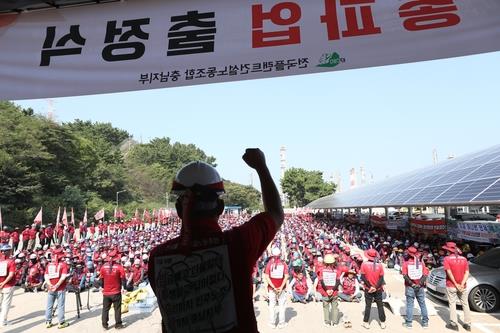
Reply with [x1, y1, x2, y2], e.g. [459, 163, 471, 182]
[242, 148, 266, 171]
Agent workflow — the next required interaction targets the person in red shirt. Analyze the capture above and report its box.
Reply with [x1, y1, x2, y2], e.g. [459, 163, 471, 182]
[25, 253, 43, 292]
[98, 250, 125, 330]
[360, 248, 386, 329]
[27, 224, 37, 251]
[401, 246, 429, 328]
[339, 269, 361, 303]
[290, 270, 309, 303]
[44, 248, 70, 329]
[55, 225, 64, 245]
[264, 247, 289, 329]
[10, 228, 20, 252]
[442, 242, 471, 331]
[318, 254, 341, 326]
[21, 225, 30, 250]
[45, 224, 54, 247]
[0, 245, 16, 327]
[38, 226, 46, 247]
[89, 223, 96, 240]
[0, 227, 10, 246]
[13, 259, 25, 286]
[131, 258, 144, 288]
[148, 149, 283, 333]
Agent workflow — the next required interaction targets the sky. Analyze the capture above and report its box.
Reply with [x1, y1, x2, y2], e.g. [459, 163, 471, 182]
[14, 51, 500, 191]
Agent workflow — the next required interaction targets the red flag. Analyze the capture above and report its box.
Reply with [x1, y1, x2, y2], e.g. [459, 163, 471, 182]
[134, 208, 139, 219]
[83, 209, 88, 224]
[114, 207, 117, 219]
[34, 207, 43, 225]
[55, 207, 60, 228]
[143, 209, 151, 221]
[71, 207, 75, 225]
[94, 209, 104, 221]
[62, 208, 68, 226]
[117, 209, 125, 219]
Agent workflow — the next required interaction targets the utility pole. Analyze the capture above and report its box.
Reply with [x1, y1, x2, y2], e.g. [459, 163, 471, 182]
[116, 190, 127, 209]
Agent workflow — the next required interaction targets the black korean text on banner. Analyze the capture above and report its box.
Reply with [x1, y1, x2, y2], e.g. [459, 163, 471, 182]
[1, 0, 499, 99]
[167, 11, 216, 56]
[154, 245, 237, 333]
[102, 18, 150, 62]
[40, 25, 86, 66]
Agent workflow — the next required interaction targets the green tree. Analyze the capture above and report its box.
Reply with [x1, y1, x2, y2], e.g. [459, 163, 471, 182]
[281, 168, 335, 207]
[223, 180, 262, 211]
[125, 137, 217, 202]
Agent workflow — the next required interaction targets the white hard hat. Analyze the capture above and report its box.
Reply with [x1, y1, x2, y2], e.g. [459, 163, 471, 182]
[134, 259, 141, 265]
[171, 161, 224, 195]
[271, 247, 281, 256]
[142, 254, 148, 260]
[15, 259, 22, 264]
[101, 253, 107, 259]
[29, 253, 37, 259]
[124, 262, 131, 267]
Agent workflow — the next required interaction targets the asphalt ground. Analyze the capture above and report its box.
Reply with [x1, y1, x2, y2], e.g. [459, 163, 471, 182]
[3, 264, 499, 333]
[2, 236, 499, 333]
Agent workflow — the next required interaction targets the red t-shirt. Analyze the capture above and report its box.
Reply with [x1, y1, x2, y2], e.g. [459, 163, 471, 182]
[45, 262, 69, 291]
[0, 231, 10, 243]
[292, 275, 308, 295]
[10, 231, 19, 243]
[27, 263, 43, 284]
[132, 266, 144, 284]
[21, 229, 30, 240]
[0, 259, 16, 288]
[402, 258, 429, 286]
[443, 254, 469, 288]
[28, 228, 37, 240]
[45, 227, 54, 238]
[148, 212, 277, 333]
[100, 262, 125, 296]
[341, 276, 357, 295]
[360, 261, 384, 290]
[317, 266, 340, 297]
[264, 258, 288, 290]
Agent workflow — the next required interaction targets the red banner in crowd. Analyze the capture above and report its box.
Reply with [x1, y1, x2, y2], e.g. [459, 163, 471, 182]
[370, 215, 387, 228]
[409, 218, 446, 235]
[345, 215, 359, 224]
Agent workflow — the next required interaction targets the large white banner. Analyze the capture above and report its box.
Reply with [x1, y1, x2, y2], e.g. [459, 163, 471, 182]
[1, 0, 500, 100]
[457, 221, 500, 244]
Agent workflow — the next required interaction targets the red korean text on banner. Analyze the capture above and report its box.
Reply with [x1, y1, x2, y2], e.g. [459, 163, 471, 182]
[321, 0, 381, 41]
[399, 0, 460, 31]
[252, 2, 302, 48]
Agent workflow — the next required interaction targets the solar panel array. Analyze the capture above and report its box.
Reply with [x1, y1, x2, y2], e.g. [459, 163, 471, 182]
[307, 144, 500, 209]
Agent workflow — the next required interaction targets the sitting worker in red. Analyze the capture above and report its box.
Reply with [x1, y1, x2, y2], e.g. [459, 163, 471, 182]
[148, 148, 283, 333]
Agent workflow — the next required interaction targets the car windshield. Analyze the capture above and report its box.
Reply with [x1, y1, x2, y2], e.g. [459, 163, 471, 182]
[472, 248, 500, 269]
